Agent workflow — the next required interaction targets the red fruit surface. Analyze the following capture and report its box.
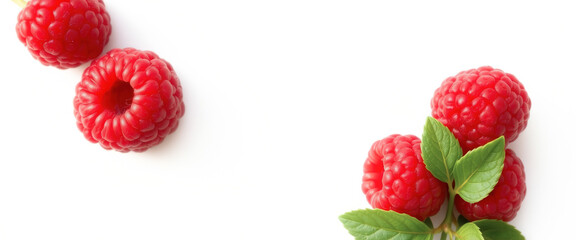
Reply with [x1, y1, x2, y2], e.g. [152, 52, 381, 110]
[16, 0, 111, 69]
[73, 48, 185, 152]
[362, 134, 447, 221]
[455, 149, 526, 222]
[431, 66, 531, 152]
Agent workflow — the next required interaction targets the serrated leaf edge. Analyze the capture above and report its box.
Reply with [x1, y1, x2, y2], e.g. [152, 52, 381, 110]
[453, 136, 505, 203]
[455, 222, 484, 240]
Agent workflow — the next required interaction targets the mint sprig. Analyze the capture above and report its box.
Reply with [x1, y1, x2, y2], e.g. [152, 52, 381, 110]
[339, 117, 525, 240]
[339, 209, 433, 240]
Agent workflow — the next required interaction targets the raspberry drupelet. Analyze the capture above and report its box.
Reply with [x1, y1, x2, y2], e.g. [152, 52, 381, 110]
[16, 0, 112, 69]
[73, 48, 185, 152]
[362, 134, 447, 221]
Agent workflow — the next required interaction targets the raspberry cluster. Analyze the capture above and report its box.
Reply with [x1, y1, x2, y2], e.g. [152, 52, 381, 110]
[431, 66, 529, 222]
[361, 66, 529, 222]
[14, 0, 185, 152]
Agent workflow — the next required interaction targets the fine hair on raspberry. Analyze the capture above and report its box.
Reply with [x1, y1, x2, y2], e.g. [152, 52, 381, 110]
[16, 0, 112, 69]
[362, 134, 447, 221]
[73, 48, 185, 152]
[431, 66, 531, 152]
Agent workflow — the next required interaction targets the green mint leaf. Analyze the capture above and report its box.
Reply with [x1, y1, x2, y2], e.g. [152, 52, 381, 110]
[421, 117, 463, 183]
[474, 219, 525, 240]
[456, 222, 484, 240]
[453, 136, 505, 203]
[338, 209, 433, 240]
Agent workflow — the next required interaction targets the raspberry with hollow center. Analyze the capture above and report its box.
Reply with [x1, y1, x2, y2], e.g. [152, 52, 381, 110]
[362, 134, 447, 221]
[431, 66, 531, 152]
[455, 149, 526, 222]
[16, 0, 112, 69]
[101, 81, 134, 113]
[73, 48, 185, 152]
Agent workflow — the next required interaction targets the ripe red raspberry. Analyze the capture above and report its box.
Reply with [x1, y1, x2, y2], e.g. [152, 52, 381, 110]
[455, 149, 526, 222]
[431, 66, 531, 152]
[16, 0, 111, 69]
[362, 134, 447, 221]
[73, 48, 185, 152]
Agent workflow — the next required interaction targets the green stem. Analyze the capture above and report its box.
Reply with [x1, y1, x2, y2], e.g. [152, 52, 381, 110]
[11, 0, 27, 8]
[439, 182, 457, 240]
[444, 190, 456, 226]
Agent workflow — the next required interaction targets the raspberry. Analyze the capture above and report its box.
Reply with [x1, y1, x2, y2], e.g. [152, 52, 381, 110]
[73, 48, 185, 152]
[431, 66, 531, 152]
[455, 149, 526, 222]
[361, 134, 447, 221]
[16, 0, 111, 69]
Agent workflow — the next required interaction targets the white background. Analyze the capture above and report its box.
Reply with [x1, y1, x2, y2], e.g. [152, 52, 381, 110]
[1, 0, 574, 239]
